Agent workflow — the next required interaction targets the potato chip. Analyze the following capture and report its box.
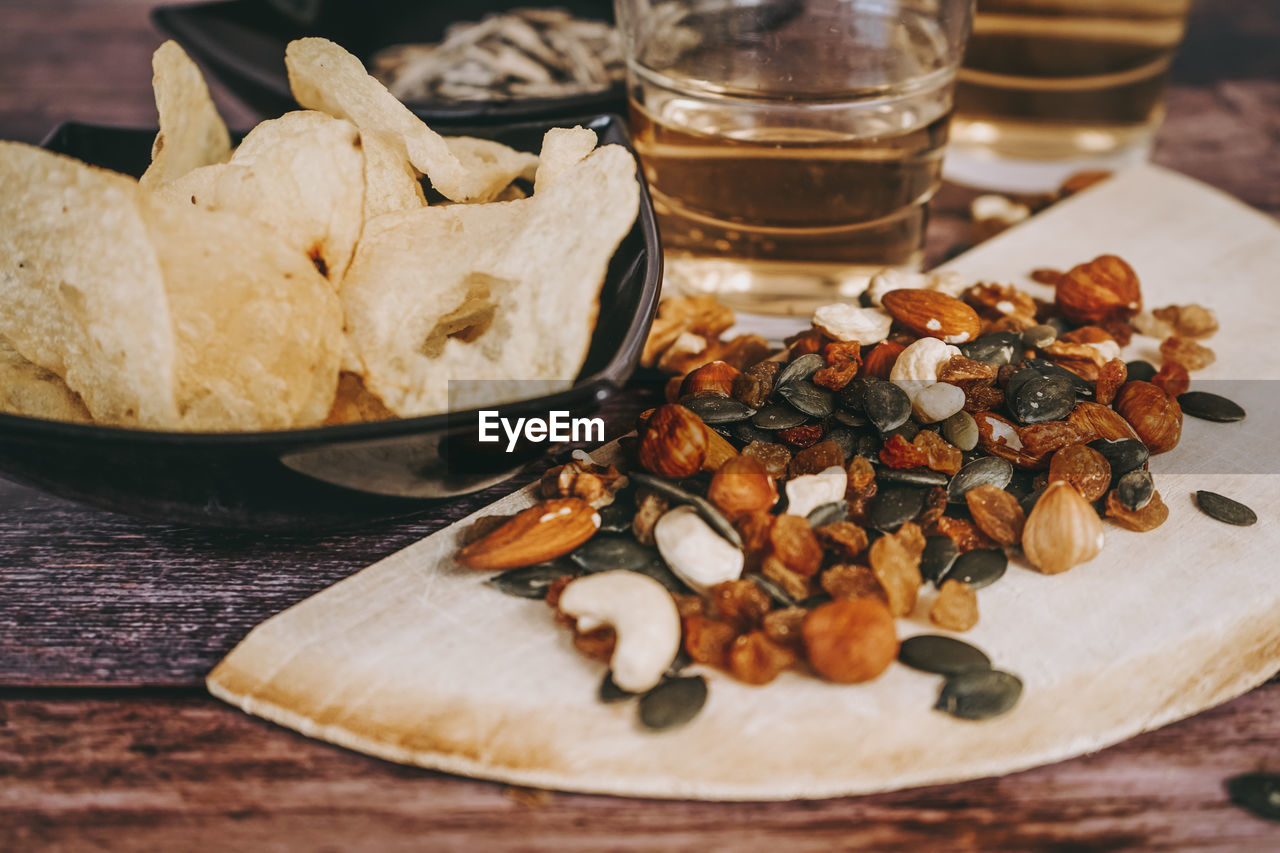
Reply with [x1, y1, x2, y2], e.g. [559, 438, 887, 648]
[444, 136, 539, 203]
[0, 142, 181, 427]
[285, 37, 517, 204]
[341, 133, 639, 416]
[140, 41, 231, 189]
[139, 192, 344, 430]
[360, 130, 425, 221]
[151, 111, 366, 286]
[534, 126, 598, 192]
[323, 372, 396, 425]
[0, 337, 92, 423]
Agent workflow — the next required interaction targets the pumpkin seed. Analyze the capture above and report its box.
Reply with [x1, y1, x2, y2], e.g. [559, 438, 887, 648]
[778, 379, 834, 418]
[599, 672, 636, 703]
[682, 395, 756, 424]
[852, 432, 881, 460]
[832, 410, 869, 428]
[836, 378, 870, 413]
[596, 493, 636, 533]
[941, 548, 1007, 590]
[1019, 486, 1046, 517]
[1116, 469, 1154, 511]
[746, 570, 798, 608]
[638, 675, 707, 731]
[876, 467, 950, 488]
[882, 419, 920, 442]
[1226, 772, 1280, 822]
[941, 410, 979, 452]
[1194, 490, 1257, 526]
[1124, 360, 1157, 383]
[730, 421, 776, 445]
[919, 535, 960, 585]
[1011, 373, 1077, 424]
[1088, 438, 1149, 480]
[1003, 366, 1039, 403]
[862, 380, 912, 433]
[948, 456, 1014, 503]
[1178, 391, 1246, 423]
[1021, 324, 1057, 349]
[869, 486, 926, 532]
[806, 500, 849, 528]
[959, 331, 1020, 366]
[570, 534, 660, 574]
[753, 404, 808, 430]
[824, 427, 858, 459]
[935, 669, 1022, 720]
[1024, 357, 1095, 399]
[772, 353, 824, 396]
[486, 560, 579, 599]
[629, 472, 744, 548]
[899, 634, 991, 675]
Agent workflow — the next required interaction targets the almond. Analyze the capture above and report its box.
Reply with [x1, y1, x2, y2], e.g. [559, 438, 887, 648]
[1054, 254, 1142, 324]
[707, 455, 777, 519]
[457, 498, 600, 570]
[1113, 380, 1182, 454]
[881, 288, 982, 344]
[639, 404, 708, 478]
[1021, 481, 1104, 575]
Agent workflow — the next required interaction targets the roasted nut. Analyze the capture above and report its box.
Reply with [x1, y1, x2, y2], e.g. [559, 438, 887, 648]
[929, 579, 979, 631]
[964, 483, 1026, 546]
[784, 465, 848, 517]
[657, 330, 716, 374]
[1094, 358, 1127, 406]
[680, 360, 741, 398]
[812, 302, 893, 344]
[1068, 400, 1140, 442]
[964, 282, 1038, 322]
[1054, 254, 1142, 324]
[457, 498, 600, 570]
[708, 455, 778, 519]
[1048, 444, 1111, 502]
[866, 268, 929, 306]
[1113, 381, 1182, 454]
[882, 288, 983, 344]
[729, 631, 797, 685]
[890, 337, 962, 392]
[631, 490, 669, 546]
[912, 381, 967, 424]
[558, 570, 681, 692]
[860, 340, 906, 379]
[639, 404, 708, 478]
[802, 598, 898, 683]
[654, 505, 745, 593]
[702, 426, 740, 472]
[1021, 481, 1104, 575]
[540, 449, 628, 509]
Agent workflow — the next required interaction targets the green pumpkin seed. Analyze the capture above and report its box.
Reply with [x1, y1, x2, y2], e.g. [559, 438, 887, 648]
[1194, 490, 1257, 526]
[486, 560, 579, 599]
[629, 472, 744, 548]
[1226, 772, 1280, 822]
[806, 500, 849, 528]
[599, 672, 636, 703]
[570, 534, 660, 574]
[919, 535, 960, 585]
[940, 548, 1007, 590]
[772, 353, 824, 396]
[778, 379, 834, 418]
[935, 669, 1022, 720]
[753, 404, 808, 430]
[746, 571, 798, 608]
[863, 380, 912, 433]
[1178, 391, 1246, 423]
[1125, 360, 1157, 383]
[682, 395, 757, 424]
[869, 486, 926, 532]
[639, 675, 708, 731]
[948, 456, 1013, 503]
[1116, 469, 1154, 511]
[876, 467, 949, 488]
[899, 634, 991, 675]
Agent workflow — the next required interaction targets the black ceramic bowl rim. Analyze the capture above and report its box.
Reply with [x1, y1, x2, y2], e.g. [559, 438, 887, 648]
[150, 0, 627, 124]
[6, 113, 661, 451]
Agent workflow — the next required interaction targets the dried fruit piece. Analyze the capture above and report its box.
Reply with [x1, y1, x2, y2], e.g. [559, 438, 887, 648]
[914, 429, 963, 476]
[1160, 335, 1216, 371]
[639, 404, 709, 478]
[1048, 444, 1112, 502]
[1114, 381, 1182, 454]
[707, 455, 778, 520]
[770, 514, 823, 577]
[1021, 481, 1104, 575]
[541, 453, 628, 509]
[1054, 254, 1142, 324]
[457, 498, 600, 570]
[760, 553, 813, 601]
[762, 607, 809, 653]
[802, 598, 899, 683]
[1018, 420, 1082, 459]
[777, 423, 825, 448]
[964, 484, 1026, 546]
[729, 631, 797, 685]
[742, 440, 791, 480]
[813, 340, 863, 390]
[868, 521, 925, 617]
[816, 521, 869, 560]
[1094, 358, 1127, 406]
[1152, 303, 1218, 339]
[1151, 361, 1190, 397]
[710, 579, 772, 633]
[789, 439, 845, 478]
[572, 625, 617, 662]
[929, 579, 979, 631]
[879, 432, 927, 470]
[821, 563, 886, 602]
[682, 614, 737, 667]
[1105, 488, 1169, 532]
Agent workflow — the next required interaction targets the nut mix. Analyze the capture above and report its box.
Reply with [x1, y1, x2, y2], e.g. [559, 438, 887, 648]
[460, 257, 1251, 730]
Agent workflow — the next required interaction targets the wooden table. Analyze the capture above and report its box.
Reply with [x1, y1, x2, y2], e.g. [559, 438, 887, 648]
[2, 2, 1278, 848]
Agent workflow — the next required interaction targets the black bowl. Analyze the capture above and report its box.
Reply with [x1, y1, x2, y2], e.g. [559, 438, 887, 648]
[151, 0, 625, 123]
[0, 113, 660, 529]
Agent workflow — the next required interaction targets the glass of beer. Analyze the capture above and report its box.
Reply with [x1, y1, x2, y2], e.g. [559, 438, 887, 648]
[614, 0, 974, 315]
[946, 0, 1193, 192]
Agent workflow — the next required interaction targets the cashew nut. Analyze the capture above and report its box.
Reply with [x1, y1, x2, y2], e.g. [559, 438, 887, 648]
[811, 303, 893, 344]
[784, 465, 848, 517]
[866, 268, 929, 307]
[653, 504, 743, 593]
[557, 570, 681, 693]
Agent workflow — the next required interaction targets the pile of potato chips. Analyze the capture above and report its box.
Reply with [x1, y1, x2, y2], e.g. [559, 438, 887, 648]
[0, 38, 639, 431]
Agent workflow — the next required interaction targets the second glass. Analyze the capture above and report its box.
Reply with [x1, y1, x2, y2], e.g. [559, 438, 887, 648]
[615, 0, 973, 315]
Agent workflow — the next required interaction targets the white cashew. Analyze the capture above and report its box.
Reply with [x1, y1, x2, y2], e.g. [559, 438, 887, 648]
[785, 465, 848, 517]
[557, 570, 681, 693]
[971, 194, 1031, 226]
[867, 268, 929, 307]
[653, 505, 744, 594]
[912, 382, 966, 424]
[925, 270, 971, 299]
[811, 303, 893, 344]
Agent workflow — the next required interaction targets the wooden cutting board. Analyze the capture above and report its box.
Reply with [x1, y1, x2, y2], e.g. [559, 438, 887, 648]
[208, 164, 1280, 800]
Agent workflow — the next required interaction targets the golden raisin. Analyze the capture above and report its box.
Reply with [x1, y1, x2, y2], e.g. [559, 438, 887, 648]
[933, 516, 998, 553]
[742, 440, 791, 480]
[761, 554, 814, 601]
[770, 515, 823, 577]
[734, 509, 776, 568]
[1019, 420, 1083, 460]
[845, 456, 877, 495]
[728, 631, 797, 685]
[1160, 335, 1216, 371]
[1048, 444, 1112, 502]
[1151, 361, 1190, 397]
[816, 521, 869, 560]
[682, 615, 736, 667]
[1105, 489, 1170, 532]
[929, 580, 979, 632]
[913, 430, 963, 476]
[868, 522, 925, 617]
[789, 440, 846, 478]
[762, 607, 809, 653]
[710, 579, 772, 632]
[964, 484, 1026, 546]
[879, 433, 927, 470]
[672, 594, 705, 619]
[802, 598, 898, 683]
[1152, 304, 1218, 339]
[813, 341, 862, 391]
[821, 563, 887, 602]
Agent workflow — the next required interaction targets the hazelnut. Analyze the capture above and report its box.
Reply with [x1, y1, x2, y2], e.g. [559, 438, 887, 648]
[1113, 381, 1182, 454]
[707, 456, 778, 519]
[638, 404, 708, 478]
[802, 598, 898, 683]
[679, 360, 741, 398]
[1021, 481, 1104, 575]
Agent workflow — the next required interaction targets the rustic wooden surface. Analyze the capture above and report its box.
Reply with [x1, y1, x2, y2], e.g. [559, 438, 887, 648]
[1, 1, 1279, 849]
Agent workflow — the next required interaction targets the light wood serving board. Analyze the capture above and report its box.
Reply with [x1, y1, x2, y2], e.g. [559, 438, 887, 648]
[208, 164, 1280, 800]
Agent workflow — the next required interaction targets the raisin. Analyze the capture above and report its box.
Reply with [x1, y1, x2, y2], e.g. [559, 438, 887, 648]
[728, 631, 796, 685]
[814, 341, 862, 390]
[789, 440, 845, 478]
[934, 516, 997, 553]
[778, 423, 825, 448]
[1160, 335, 1215, 371]
[770, 515, 823, 577]
[929, 580, 979, 631]
[1095, 358, 1127, 406]
[1018, 420, 1082, 459]
[1151, 361, 1190, 397]
[1105, 489, 1169, 532]
[965, 484, 1027, 546]
[1049, 444, 1112, 502]
[682, 615, 736, 667]
[914, 430, 963, 476]
[742, 440, 792, 480]
[762, 607, 809, 653]
[868, 522, 925, 617]
[879, 433, 927, 469]
[710, 579, 773, 632]
[573, 625, 617, 662]
[821, 563, 886, 602]
[816, 521, 869, 560]
[761, 554, 814, 601]
[1152, 304, 1218, 339]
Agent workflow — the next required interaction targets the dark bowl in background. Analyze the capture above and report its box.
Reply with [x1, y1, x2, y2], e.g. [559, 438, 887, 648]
[151, 0, 626, 123]
[1, 112, 660, 529]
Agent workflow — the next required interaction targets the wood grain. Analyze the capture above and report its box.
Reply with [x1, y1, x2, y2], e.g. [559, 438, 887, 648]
[2, 684, 1278, 851]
